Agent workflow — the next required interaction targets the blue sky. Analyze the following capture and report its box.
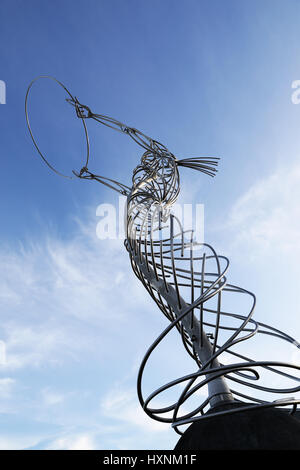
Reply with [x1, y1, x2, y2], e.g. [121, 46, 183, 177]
[0, 0, 299, 449]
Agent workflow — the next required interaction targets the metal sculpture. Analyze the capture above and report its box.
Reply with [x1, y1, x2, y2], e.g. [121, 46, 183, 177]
[26, 77, 300, 437]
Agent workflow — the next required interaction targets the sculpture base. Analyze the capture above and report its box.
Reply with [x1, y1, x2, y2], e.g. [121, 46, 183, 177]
[174, 402, 300, 450]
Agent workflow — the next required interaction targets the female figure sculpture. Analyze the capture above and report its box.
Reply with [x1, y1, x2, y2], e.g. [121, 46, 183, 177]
[26, 77, 300, 445]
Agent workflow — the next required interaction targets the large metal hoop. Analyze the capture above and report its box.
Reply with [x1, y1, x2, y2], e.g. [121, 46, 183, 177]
[25, 75, 90, 179]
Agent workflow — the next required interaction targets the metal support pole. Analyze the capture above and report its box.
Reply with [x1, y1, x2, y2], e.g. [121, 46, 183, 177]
[130, 247, 234, 409]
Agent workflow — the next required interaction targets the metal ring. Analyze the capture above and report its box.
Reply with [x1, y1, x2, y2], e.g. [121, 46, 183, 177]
[25, 75, 90, 179]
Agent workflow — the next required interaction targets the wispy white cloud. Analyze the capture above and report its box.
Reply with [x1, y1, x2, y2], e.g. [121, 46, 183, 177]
[226, 162, 300, 259]
[0, 378, 15, 398]
[0, 217, 146, 371]
[100, 387, 166, 433]
[44, 433, 96, 450]
[0, 435, 42, 451]
[41, 387, 65, 406]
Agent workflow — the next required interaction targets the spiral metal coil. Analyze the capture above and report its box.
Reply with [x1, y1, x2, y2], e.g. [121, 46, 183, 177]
[26, 77, 300, 435]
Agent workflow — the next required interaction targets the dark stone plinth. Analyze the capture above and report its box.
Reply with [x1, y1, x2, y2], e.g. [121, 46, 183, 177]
[174, 402, 300, 450]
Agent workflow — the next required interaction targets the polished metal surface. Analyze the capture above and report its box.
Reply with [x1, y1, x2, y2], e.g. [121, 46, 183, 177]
[26, 77, 300, 435]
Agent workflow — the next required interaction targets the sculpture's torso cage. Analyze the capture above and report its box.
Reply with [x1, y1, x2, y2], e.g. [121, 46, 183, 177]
[26, 77, 300, 434]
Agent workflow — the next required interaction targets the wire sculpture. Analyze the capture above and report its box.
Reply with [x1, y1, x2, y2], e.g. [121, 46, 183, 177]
[26, 76, 300, 435]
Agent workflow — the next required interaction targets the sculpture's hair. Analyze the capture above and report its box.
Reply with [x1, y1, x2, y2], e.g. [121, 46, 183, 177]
[176, 157, 219, 177]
